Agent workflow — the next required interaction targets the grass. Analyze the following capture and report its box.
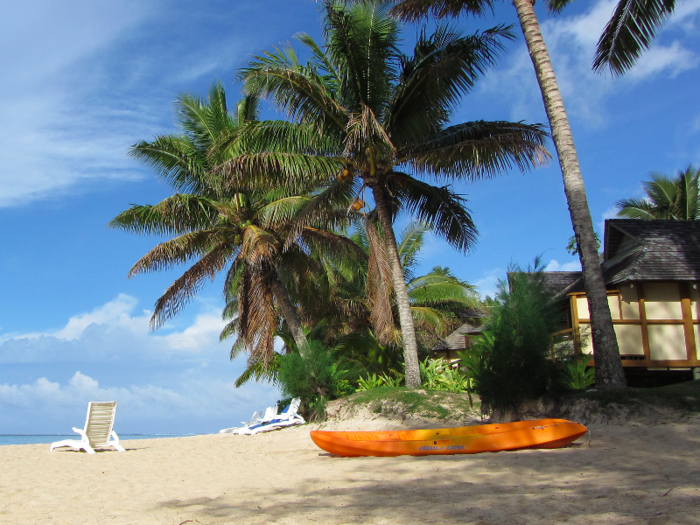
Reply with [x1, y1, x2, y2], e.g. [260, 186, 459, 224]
[346, 386, 478, 421]
[336, 380, 700, 422]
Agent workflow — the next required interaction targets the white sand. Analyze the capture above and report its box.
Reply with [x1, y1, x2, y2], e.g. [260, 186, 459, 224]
[1, 418, 699, 524]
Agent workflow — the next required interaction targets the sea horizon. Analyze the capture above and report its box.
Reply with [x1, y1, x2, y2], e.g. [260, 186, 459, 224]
[0, 434, 198, 446]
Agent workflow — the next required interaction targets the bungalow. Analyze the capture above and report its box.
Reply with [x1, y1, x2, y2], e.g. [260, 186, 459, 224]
[431, 307, 488, 362]
[432, 322, 484, 362]
[549, 219, 700, 383]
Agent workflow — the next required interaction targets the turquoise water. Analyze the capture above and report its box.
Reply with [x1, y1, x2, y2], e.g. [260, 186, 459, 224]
[0, 434, 195, 446]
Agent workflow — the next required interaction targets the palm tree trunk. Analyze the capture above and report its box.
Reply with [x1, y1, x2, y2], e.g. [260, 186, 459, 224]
[269, 269, 309, 358]
[512, 0, 626, 389]
[370, 184, 422, 388]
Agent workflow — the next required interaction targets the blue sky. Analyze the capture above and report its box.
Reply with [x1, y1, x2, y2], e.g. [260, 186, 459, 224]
[1, 0, 698, 434]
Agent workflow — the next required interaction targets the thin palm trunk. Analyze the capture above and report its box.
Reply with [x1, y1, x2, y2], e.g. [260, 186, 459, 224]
[512, 0, 626, 389]
[269, 269, 309, 358]
[370, 184, 422, 388]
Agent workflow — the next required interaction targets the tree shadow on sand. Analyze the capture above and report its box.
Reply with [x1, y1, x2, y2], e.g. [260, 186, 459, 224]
[155, 421, 700, 524]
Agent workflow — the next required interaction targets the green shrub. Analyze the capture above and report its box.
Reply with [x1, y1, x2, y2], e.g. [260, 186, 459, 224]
[356, 372, 404, 391]
[419, 358, 469, 393]
[475, 261, 565, 412]
[457, 329, 493, 394]
[277, 340, 355, 417]
[562, 357, 595, 390]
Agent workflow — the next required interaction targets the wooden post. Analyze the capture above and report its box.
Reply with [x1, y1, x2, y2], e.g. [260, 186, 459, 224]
[570, 294, 580, 355]
[637, 283, 650, 362]
[679, 282, 698, 366]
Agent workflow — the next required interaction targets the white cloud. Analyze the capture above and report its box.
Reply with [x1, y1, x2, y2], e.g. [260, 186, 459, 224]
[545, 259, 582, 272]
[0, 1, 162, 207]
[627, 41, 698, 80]
[53, 294, 141, 340]
[0, 294, 226, 363]
[474, 268, 504, 300]
[0, 1, 252, 208]
[0, 371, 279, 433]
[598, 205, 619, 232]
[482, 0, 699, 125]
[0, 294, 280, 433]
[668, 0, 700, 29]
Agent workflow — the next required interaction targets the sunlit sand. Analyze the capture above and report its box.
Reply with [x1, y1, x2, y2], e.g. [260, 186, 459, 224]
[2, 416, 699, 524]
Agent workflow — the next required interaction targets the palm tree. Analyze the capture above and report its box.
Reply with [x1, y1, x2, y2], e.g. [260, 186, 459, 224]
[616, 166, 700, 220]
[234, 222, 482, 387]
[111, 83, 360, 360]
[592, 0, 678, 75]
[223, 1, 549, 387]
[390, 0, 627, 389]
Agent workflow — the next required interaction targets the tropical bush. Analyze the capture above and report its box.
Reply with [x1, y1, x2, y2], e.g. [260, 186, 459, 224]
[456, 329, 493, 394]
[474, 261, 565, 413]
[356, 372, 404, 391]
[562, 357, 596, 390]
[277, 340, 355, 418]
[420, 358, 469, 393]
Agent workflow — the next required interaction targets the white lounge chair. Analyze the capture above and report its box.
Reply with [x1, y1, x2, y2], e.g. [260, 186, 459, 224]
[50, 401, 125, 454]
[219, 410, 262, 434]
[220, 406, 278, 435]
[243, 398, 305, 435]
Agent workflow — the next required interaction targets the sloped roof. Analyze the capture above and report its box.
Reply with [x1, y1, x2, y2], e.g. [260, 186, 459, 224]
[432, 322, 483, 352]
[603, 219, 700, 282]
[540, 271, 583, 297]
[552, 220, 700, 299]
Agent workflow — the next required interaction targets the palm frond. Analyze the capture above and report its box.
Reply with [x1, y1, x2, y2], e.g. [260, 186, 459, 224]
[299, 226, 369, 262]
[239, 44, 349, 134]
[216, 152, 343, 192]
[150, 245, 231, 329]
[239, 225, 280, 265]
[127, 229, 227, 277]
[345, 103, 396, 160]
[408, 269, 479, 306]
[410, 305, 446, 330]
[234, 353, 281, 387]
[235, 93, 261, 125]
[365, 218, 395, 344]
[324, 0, 400, 113]
[128, 136, 209, 194]
[396, 221, 428, 277]
[615, 197, 659, 219]
[593, 0, 676, 76]
[400, 120, 550, 179]
[388, 0, 495, 22]
[108, 194, 219, 236]
[388, 24, 514, 145]
[391, 174, 477, 253]
[176, 83, 235, 149]
[282, 175, 361, 250]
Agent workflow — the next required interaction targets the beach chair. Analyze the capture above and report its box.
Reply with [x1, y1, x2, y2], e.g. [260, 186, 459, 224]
[219, 410, 262, 434]
[221, 406, 278, 435]
[243, 398, 305, 435]
[50, 401, 125, 454]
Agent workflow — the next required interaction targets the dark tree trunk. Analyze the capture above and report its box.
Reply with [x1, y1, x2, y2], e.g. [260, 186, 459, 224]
[512, 0, 626, 389]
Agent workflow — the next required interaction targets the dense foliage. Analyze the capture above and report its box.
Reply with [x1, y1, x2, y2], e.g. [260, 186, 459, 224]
[233, 0, 549, 386]
[277, 340, 356, 417]
[472, 262, 566, 412]
[616, 166, 700, 220]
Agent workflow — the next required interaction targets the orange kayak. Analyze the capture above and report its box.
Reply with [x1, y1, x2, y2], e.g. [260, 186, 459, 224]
[310, 418, 587, 457]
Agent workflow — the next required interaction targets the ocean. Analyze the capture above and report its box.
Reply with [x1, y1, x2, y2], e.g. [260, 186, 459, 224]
[0, 434, 196, 446]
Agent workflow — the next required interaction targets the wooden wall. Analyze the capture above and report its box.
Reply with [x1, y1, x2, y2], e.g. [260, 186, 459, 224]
[570, 281, 699, 368]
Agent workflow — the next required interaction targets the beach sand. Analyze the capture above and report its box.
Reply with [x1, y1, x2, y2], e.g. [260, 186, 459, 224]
[1, 417, 699, 524]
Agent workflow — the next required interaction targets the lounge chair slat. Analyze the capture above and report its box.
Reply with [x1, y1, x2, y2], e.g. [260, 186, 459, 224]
[50, 401, 125, 454]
